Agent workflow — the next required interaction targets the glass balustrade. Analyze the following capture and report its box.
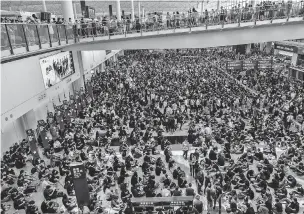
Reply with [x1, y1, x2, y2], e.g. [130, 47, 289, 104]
[49, 24, 59, 46]
[37, 25, 51, 48]
[1, 24, 10, 52]
[24, 24, 40, 51]
[1, 1, 303, 57]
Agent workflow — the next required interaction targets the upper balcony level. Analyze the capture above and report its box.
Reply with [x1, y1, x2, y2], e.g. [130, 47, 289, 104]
[1, 2, 304, 60]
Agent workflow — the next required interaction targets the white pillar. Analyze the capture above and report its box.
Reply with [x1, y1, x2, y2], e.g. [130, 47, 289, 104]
[198, 2, 203, 14]
[217, 0, 220, 10]
[138, 1, 141, 18]
[61, 0, 75, 22]
[291, 53, 298, 66]
[42, 0, 47, 12]
[274, 49, 279, 55]
[246, 44, 251, 54]
[131, 0, 135, 21]
[260, 43, 265, 52]
[116, 0, 121, 21]
[22, 110, 37, 130]
[142, 7, 145, 19]
[73, 3, 77, 19]
[265, 42, 272, 54]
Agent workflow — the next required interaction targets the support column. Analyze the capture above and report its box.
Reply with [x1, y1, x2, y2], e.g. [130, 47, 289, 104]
[42, 0, 47, 12]
[274, 49, 279, 55]
[72, 51, 85, 92]
[291, 53, 298, 66]
[22, 110, 37, 130]
[198, 2, 203, 14]
[265, 42, 272, 54]
[217, 0, 220, 11]
[138, 1, 141, 18]
[61, 0, 75, 22]
[260, 43, 265, 52]
[246, 44, 251, 54]
[142, 6, 145, 20]
[116, 0, 121, 21]
[131, 0, 135, 21]
[73, 3, 77, 19]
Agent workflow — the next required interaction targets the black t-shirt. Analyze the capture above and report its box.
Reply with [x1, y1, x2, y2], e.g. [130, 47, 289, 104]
[275, 202, 283, 212]
[288, 176, 297, 188]
[209, 150, 217, 161]
[40, 201, 48, 213]
[121, 190, 131, 199]
[246, 207, 255, 214]
[218, 155, 225, 166]
[172, 190, 182, 196]
[255, 152, 263, 160]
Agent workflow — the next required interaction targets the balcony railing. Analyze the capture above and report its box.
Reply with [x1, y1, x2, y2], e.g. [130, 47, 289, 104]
[1, 2, 304, 58]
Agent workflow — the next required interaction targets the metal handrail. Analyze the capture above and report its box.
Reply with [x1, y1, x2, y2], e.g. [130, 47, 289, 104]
[1, 1, 304, 57]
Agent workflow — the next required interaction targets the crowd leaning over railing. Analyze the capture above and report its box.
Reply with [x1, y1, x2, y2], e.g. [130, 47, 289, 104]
[1, 0, 304, 30]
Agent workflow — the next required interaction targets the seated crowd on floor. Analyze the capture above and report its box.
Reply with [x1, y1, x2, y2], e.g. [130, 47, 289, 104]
[1, 48, 304, 214]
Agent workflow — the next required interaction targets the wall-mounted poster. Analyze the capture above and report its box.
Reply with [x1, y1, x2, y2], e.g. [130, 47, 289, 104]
[40, 51, 75, 89]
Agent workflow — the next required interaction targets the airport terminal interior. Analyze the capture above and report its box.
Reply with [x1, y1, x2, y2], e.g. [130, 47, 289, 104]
[1, 0, 304, 214]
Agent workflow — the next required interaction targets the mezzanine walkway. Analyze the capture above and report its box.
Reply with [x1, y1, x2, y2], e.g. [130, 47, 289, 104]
[1, 17, 304, 61]
[63, 17, 304, 51]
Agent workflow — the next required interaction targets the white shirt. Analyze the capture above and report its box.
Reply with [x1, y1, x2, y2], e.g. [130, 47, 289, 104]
[161, 188, 171, 197]
[205, 127, 212, 135]
[42, 180, 52, 190]
[172, 103, 177, 110]
[166, 107, 173, 115]
[54, 141, 61, 148]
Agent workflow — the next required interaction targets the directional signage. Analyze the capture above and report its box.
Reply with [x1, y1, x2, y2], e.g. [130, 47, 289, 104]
[258, 59, 273, 69]
[243, 61, 257, 70]
[227, 61, 242, 70]
[226, 59, 273, 70]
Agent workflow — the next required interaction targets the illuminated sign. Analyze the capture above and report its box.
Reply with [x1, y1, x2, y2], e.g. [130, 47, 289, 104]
[274, 44, 298, 53]
[226, 59, 273, 70]
[227, 61, 242, 70]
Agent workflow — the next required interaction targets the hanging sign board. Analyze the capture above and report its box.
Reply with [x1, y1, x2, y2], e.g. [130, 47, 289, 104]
[226, 61, 242, 70]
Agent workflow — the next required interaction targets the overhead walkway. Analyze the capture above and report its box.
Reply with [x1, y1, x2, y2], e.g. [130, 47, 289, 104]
[63, 17, 304, 51]
[1, 16, 304, 61]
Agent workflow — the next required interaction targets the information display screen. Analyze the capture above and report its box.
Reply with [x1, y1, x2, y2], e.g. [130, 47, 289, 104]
[243, 61, 257, 70]
[227, 61, 242, 70]
[40, 51, 75, 89]
[258, 59, 273, 69]
[227, 59, 273, 70]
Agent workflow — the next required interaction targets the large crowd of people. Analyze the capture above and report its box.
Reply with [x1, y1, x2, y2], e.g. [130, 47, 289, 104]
[1, 48, 304, 214]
